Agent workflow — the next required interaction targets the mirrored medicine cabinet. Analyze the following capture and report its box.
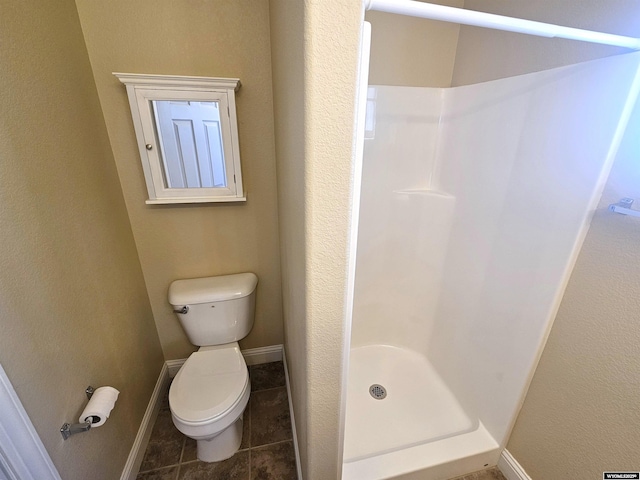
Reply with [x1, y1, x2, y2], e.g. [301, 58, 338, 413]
[115, 73, 245, 204]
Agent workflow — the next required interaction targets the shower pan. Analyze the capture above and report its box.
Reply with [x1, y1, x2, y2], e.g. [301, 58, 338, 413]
[342, 22, 640, 478]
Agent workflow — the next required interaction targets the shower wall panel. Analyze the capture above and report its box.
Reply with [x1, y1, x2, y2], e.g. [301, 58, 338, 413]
[428, 52, 640, 445]
[352, 87, 452, 352]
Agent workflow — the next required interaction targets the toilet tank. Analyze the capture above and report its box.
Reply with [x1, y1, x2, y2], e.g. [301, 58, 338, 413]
[168, 273, 258, 347]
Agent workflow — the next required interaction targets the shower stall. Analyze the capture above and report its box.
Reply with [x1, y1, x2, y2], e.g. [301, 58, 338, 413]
[342, 6, 640, 479]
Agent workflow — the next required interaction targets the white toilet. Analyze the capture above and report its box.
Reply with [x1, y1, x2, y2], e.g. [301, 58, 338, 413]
[167, 272, 258, 462]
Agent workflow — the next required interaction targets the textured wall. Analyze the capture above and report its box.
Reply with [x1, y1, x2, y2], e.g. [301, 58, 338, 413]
[270, 0, 363, 477]
[0, 1, 163, 479]
[74, 0, 283, 360]
[366, 0, 463, 87]
[304, 2, 362, 476]
[453, 1, 640, 477]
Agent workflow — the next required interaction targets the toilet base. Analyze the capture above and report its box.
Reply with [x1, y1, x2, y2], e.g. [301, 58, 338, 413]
[196, 415, 243, 462]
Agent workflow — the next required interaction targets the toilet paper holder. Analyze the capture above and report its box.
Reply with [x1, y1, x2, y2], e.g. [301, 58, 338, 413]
[60, 386, 96, 440]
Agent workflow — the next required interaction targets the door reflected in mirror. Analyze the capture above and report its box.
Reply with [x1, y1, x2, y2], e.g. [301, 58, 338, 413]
[152, 100, 227, 189]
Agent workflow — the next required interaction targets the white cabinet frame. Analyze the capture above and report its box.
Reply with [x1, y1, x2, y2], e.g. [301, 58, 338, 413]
[114, 73, 245, 204]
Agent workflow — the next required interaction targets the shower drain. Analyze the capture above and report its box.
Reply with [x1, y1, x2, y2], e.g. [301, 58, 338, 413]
[369, 384, 387, 400]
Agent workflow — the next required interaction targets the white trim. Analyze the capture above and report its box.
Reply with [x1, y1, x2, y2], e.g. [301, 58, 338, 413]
[283, 348, 303, 480]
[242, 345, 283, 366]
[0, 364, 61, 480]
[365, 0, 640, 50]
[113, 73, 241, 91]
[498, 450, 531, 480]
[120, 364, 170, 480]
[166, 359, 186, 379]
[145, 196, 246, 205]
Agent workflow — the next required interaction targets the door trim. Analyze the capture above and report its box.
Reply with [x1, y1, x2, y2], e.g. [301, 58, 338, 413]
[0, 364, 61, 480]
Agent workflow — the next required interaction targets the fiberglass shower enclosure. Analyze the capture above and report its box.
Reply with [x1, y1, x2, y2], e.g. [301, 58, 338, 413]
[343, 11, 640, 480]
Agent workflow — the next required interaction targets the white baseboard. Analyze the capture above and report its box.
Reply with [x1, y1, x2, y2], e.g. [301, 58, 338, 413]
[120, 363, 170, 480]
[166, 344, 284, 377]
[243, 344, 284, 366]
[283, 348, 303, 480]
[498, 449, 531, 480]
[165, 358, 186, 378]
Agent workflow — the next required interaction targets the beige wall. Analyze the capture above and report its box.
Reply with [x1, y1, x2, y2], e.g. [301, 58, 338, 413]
[270, 0, 363, 477]
[74, 0, 283, 360]
[366, 0, 463, 87]
[269, 0, 309, 476]
[0, 1, 163, 479]
[452, 0, 640, 86]
[454, 1, 640, 477]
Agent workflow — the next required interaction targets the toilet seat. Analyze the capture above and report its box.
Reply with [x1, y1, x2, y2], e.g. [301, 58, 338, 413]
[169, 344, 249, 426]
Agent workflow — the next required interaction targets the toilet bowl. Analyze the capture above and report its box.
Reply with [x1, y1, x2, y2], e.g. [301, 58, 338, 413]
[169, 343, 250, 461]
[167, 272, 258, 462]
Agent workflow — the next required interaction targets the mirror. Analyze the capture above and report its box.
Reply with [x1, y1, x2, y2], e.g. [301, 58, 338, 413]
[153, 100, 227, 189]
[115, 73, 245, 204]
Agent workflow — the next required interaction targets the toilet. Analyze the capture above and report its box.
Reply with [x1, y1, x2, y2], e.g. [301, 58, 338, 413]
[167, 272, 258, 462]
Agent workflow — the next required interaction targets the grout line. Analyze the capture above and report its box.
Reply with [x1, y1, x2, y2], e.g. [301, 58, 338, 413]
[250, 438, 294, 450]
[248, 400, 252, 450]
[251, 384, 288, 394]
[137, 463, 181, 474]
[137, 464, 181, 475]
[178, 436, 186, 464]
[247, 396, 252, 479]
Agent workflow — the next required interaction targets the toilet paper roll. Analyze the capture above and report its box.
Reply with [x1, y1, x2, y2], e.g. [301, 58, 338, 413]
[79, 386, 119, 427]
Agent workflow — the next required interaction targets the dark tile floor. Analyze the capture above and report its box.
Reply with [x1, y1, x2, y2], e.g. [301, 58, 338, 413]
[137, 361, 297, 480]
[451, 466, 507, 480]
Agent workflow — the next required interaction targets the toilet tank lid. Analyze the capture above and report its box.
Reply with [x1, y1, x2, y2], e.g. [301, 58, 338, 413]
[168, 273, 258, 305]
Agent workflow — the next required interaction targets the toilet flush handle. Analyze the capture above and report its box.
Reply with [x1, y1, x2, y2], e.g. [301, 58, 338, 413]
[173, 306, 189, 314]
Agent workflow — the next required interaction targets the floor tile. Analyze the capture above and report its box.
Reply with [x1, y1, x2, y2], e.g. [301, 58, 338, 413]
[136, 466, 179, 480]
[250, 387, 292, 447]
[178, 451, 250, 480]
[251, 441, 297, 480]
[475, 467, 506, 480]
[240, 405, 251, 450]
[160, 385, 170, 411]
[250, 362, 286, 391]
[450, 467, 506, 480]
[182, 437, 197, 464]
[139, 409, 185, 472]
